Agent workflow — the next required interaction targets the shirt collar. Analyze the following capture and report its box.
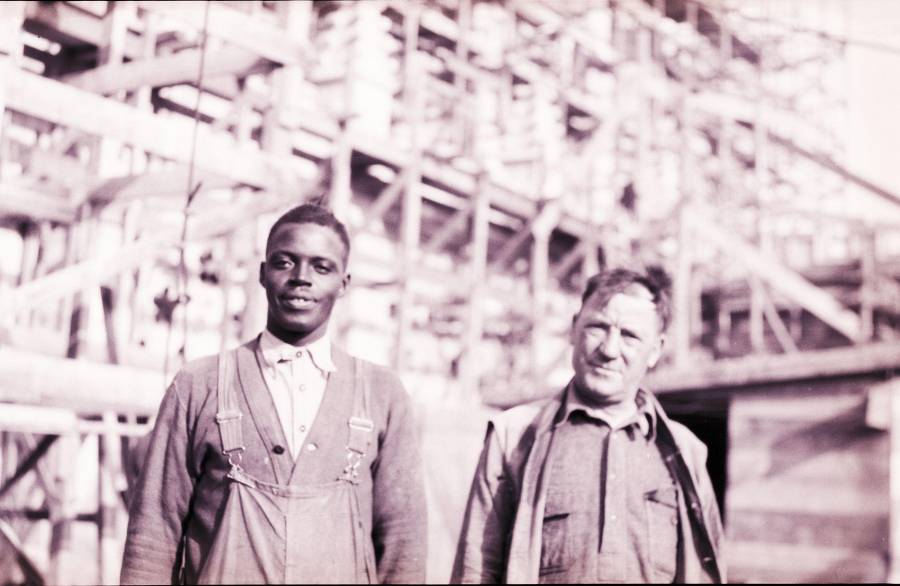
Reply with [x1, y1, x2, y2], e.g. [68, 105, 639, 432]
[558, 381, 657, 439]
[258, 328, 337, 374]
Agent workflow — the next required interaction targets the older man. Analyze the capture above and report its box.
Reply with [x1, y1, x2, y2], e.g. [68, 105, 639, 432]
[452, 267, 725, 584]
[122, 204, 427, 584]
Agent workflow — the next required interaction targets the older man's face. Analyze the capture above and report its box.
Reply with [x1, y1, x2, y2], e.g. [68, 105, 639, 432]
[570, 284, 665, 407]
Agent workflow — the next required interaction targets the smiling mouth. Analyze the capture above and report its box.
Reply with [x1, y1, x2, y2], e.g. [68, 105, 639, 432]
[281, 296, 317, 310]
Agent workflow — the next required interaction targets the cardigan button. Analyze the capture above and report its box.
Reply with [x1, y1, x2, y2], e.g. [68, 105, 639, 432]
[272, 445, 285, 455]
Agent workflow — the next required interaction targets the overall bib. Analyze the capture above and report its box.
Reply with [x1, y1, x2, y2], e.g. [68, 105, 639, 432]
[195, 350, 378, 584]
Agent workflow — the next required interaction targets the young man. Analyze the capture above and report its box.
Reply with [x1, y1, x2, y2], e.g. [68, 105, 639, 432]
[121, 204, 427, 584]
[452, 268, 725, 584]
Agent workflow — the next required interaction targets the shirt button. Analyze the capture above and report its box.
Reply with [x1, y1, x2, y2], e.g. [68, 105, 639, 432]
[272, 445, 285, 455]
[306, 443, 318, 452]
[299, 425, 307, 433]
[298, 384, 306, 392]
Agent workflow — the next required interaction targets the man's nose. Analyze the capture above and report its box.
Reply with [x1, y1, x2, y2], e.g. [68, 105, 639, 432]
[598, 327, 622, 358]
[289, 262, 312, 283]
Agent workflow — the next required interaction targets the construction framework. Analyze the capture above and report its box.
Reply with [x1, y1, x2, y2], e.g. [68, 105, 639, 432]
[1, 1, 899, 583]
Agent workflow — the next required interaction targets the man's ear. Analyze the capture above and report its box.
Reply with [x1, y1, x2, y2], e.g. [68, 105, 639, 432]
[258, 262, 266, 287]
[648, 333, 666, 369]
[569, 312, 579, 345]
[338, 272, 351, 297]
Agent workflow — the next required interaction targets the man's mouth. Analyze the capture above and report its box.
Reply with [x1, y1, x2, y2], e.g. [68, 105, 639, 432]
[281, 295, 317, 310]
[588, 363, 621, 377]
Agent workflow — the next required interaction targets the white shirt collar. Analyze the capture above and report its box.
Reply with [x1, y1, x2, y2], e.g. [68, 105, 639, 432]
[258, 328, 336, 373]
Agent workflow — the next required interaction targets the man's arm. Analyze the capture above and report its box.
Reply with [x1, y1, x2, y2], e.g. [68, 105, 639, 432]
[451, 422, 517, 584]
[370, 372, 428, 584]
[121, 375, 196, 585]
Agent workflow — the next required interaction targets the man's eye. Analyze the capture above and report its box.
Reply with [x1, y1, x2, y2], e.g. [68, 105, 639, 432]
[271, 259, 291, 269]
[314, 264, 333, 274]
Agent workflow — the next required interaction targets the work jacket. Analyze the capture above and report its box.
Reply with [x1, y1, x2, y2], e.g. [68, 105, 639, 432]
[121, 338, 427, 584]
[451, 387, 726, 584]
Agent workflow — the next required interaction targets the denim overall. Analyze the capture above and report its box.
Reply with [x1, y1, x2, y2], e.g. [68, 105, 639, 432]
[196, 350, 377, 584]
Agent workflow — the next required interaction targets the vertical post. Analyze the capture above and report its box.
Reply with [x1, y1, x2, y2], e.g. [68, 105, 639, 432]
[220, 236, 233, 353]
[100, 286, 120, 364]
[889, 379, 900, 582]
[49, 435, 79, 585]
[239, 217, 267, 342]
[860, 231, 876, 341]
[459, 175, 490, 399]
[329, 119, 353, 222]
[98, 412, 121, 585]
[394, 4, 423, 371]
[749, 274, 765, 352]
[672, 206, 692, 367]
[0, 2, 25, 185]
[530, 226, 550, 383]
[454, 0, 471, 154]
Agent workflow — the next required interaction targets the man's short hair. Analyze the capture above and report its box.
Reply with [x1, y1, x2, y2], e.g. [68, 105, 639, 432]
[580, 267, 673, 331]
[266, 203, 351, 260]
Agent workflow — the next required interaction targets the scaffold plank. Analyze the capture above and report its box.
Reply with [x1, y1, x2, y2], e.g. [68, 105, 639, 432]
[2, 68, 307, 190]
[646, 341, 900, 393]
[690, 206, 863, 342]
[63, 45, 269, 95]
[0, 348, 164, 416]
[136, 1, 305, 66]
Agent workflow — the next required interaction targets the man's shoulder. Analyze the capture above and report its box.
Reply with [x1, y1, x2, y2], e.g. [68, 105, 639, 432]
[337, 350, 409, 403]
[490, 393, 562, 442]
[170, 340, 255, 395]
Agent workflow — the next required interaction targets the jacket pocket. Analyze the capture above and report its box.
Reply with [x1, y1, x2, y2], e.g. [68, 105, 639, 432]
[539, 512, 571, 575]
[645, 487, 679, 581]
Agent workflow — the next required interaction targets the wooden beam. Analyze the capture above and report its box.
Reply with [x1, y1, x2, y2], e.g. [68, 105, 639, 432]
[0, 518, 45, 586]
[551, 239, 588, 281]
[0, 182, 76, 223]
[3, 68, 308, 189]
[136, 1, 305, 66]
[645, 341, 900, 394]
[89, 166, 236, 203]
[63, 45, 270, 95]
[757, 281, 800, 353]
[459, 179, 491, 397]
[0, 348, 164, 416]
[690, 207, 862, 342]
[24, 1, 144, 58]
[358, 167, 408, 233]
[489, 200, 561, 273]
[421, 203, 472, 256]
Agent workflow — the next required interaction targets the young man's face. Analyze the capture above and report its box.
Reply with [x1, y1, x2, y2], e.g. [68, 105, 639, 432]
[259, 222, 349, 345]
[570, 284, 665, 407]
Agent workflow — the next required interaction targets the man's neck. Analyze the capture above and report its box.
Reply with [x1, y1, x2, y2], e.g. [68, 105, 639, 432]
[570, 384, 639, 429]
[265, 322, 328, 347]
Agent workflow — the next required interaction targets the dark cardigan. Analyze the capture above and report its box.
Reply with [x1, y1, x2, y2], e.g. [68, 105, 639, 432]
[121, 338, 427, 584]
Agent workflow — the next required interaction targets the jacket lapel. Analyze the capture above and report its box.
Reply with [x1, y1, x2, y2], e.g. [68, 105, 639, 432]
[506, 392, 566, 584]
[234, 338, 293, 484]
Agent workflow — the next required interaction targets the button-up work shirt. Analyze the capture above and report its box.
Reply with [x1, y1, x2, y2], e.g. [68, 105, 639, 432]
[257, 329, 336, 458]
[539, 386, 680, 584]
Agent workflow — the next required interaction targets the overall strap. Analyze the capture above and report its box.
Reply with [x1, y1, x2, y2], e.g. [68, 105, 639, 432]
[215, 350, 245, 469]
[655, 417, 722, 584]
[341, 358, 374, 484]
